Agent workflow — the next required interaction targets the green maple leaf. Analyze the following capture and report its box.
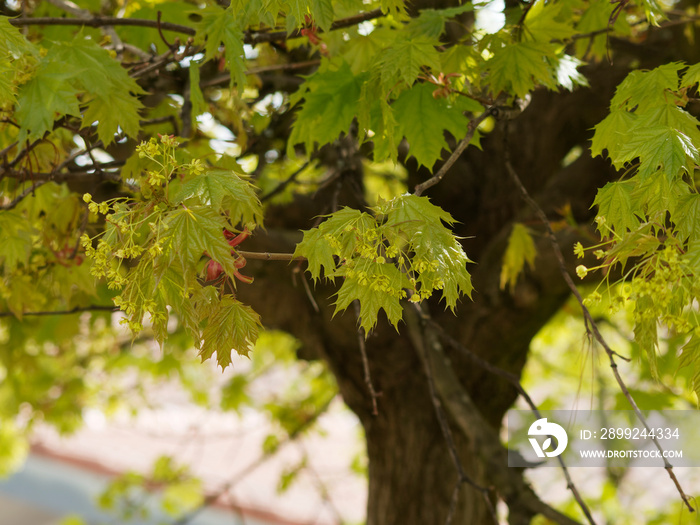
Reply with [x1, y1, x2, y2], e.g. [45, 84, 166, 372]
[611, 63, 684, 111]
[672, 194, 700, 242]
[293, 227, 336, 282]
[590, 109, 638, 160]
[82, 92, 142, 145]
[335, 263, 411, 333]
[616, 125, 698, 179]
[51, 37, 144, 144]
[408, 4, 474, 39]
[634, 295, 659, 378]
[53, 37, 144, 96]
[288, 61, 362, 155]
[200, 296, 261, 368]
[188, 61, 208, 122]
[0, 16, 37, 58]
[500, 223, 537, 291]
[0, 211, 33, 272]
[575, 0, 627, 60]
[486, 41, 557, 99]
[0, 60, 14, 106]
[379, 36, 441, 88]
[378, 194, 473, 309]
[678, 333, 700, 401]
[15, 60, 81, 143]
[392, 83, 471, 169]
[592, 180, 641, 236]
[311, 0, 334, 32]
[632, 104, 700, 146]
[161, 206, 240, 283]
[523, 0, 576, 43]
[175, 169, 263, 226]
[196, 6, 246, 88]
[681, 63, 700, 90]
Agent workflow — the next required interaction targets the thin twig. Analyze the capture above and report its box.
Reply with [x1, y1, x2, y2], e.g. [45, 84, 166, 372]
[0, 305, 118, 318]
[414, 109, 492, 197]
[236, 250, 302, 261]
[201, 60, 322, 88]
[503, 147, 695, 513]
[0, 180, 48, 211]
[352, 300, 380, 416]
[260, 160, 313, 202]
[9, 16, 196, 35]
[9, 9, 386, 46]
[246, 9, 385, 45]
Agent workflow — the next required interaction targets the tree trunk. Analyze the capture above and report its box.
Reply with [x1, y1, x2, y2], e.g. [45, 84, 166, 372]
[236, 32, 694, 521]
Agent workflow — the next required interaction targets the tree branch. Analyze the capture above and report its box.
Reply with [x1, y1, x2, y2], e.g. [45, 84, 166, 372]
[9, 8, 386, 45]
[0, 181, 48, 211]
[408, 302, 498, 525]
[404, 304, 584, 525]
[9, 16, 196, 35]
[353, 300, 380, 416]
[414, 108, 492, 197]
[503, 149, 695, 513]
[237, 250, 302, 261]
[0, 305, 118, 318]
[424, 317, 596, 525]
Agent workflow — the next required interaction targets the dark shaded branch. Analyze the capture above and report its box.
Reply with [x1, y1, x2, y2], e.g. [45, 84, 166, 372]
[414, 108, 492, 197]
[409, 303, 498, 525]
[260, 160, 313, 202]
[9, 16, 196, 35]
[0, 181, 48, 211]
[0, 305, 118, 318]
[353, 300, 380, 416]
[9, 9, 386, 45]
[246, 9, 385, 44]
[404, 305, 583, 525]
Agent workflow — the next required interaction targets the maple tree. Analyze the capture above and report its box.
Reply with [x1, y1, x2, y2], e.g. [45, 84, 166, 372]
[3, 0, 700, 523]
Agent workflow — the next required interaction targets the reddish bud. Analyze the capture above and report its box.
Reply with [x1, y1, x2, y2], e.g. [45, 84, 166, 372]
[206, 260, 224, 281]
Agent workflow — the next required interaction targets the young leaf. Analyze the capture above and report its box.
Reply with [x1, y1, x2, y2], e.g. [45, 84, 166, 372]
[392, 83, 470, 169]
[614, 125, 698, 179]
[592, 180, 641, 236]
[523, 0, 576, 43]
[200, 296, 261, 368]
[175, 169, 263, 226]
[590, 109, 637, 160]
[610, 63, 684, 112]
[293, 227, 336, 282]
[377, 194, 473, 308]
[486, 41, 557, 99]
[195, 6, 246, 88]
[52, 37, 145, 144]
[288, 61, 362, 155]
[334, 262, 411, 333]
[15, 60, 81, 143]
[672, 194, 700, 242]
[500, 223, 537, 291]
[161, 206, 241, 282]
[188, 61, 208, 122]
[378, 36, 441, 88]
